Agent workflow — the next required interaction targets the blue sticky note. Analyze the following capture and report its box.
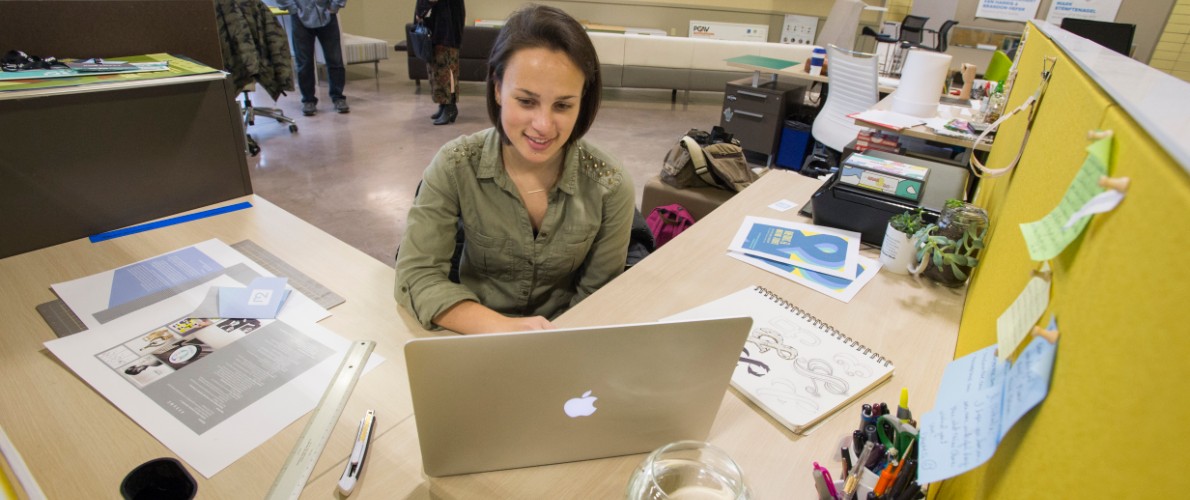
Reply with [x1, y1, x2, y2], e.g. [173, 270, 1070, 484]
[918, 319, 1058, 484]
[218, 277, 290, 319]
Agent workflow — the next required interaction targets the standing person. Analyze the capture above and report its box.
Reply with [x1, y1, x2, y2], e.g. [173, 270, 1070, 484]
[278, 0, 349, 115]
[395, 4, 634, 334]
[416, 0, 465, 125]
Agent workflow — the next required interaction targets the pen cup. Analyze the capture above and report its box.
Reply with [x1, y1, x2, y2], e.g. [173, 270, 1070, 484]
[626, 440, 750, 500]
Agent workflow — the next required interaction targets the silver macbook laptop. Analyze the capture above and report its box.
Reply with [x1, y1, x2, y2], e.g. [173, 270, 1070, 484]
[405, 316, 752, 477]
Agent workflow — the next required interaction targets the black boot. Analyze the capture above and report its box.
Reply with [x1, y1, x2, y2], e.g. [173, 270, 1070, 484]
[430, 104, 445, 120]
[433, 103, 457, 125]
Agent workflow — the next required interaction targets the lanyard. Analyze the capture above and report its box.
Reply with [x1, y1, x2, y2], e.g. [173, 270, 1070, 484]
[970, 56, 1059, 178]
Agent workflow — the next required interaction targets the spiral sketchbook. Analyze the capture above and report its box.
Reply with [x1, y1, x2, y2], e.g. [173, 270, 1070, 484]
[663, 285, 894, 434]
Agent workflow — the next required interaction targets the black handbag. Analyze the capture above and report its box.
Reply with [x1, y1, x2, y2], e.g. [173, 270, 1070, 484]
[409, 21, 434, 62]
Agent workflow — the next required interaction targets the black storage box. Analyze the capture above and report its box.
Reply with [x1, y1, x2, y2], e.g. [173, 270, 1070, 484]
[810, 151, 969, 246]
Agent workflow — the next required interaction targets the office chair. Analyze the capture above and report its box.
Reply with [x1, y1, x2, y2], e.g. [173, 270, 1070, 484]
[924, 20, 958, 52]
[239, 83, 298, 157]
[883, 15, 929, 76]
[817, 0, 865, 51]
[807, 45, 879, 172]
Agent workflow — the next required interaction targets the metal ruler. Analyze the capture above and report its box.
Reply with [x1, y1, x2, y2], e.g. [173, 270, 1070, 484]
[266, 339, 376, 500]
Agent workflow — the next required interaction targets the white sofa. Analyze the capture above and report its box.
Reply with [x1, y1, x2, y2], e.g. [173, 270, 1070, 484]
[588, 33, 816, 100]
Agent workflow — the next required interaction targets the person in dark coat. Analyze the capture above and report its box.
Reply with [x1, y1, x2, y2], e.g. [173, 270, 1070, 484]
[416, 0, 465, 125]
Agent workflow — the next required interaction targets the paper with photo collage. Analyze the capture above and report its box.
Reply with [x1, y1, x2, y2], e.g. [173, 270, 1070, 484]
[44, 240, 383, 478]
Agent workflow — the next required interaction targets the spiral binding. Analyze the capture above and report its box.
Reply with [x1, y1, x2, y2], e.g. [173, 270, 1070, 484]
[755, 286, 894, 367]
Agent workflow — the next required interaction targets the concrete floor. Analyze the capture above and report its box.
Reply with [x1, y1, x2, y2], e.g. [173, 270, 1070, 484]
[244, 57, 732, 265]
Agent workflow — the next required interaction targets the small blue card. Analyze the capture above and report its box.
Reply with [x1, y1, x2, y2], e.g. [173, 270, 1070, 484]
[218, 277, 290, 319]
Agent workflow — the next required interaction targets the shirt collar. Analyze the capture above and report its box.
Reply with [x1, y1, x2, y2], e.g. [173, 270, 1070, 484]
[476, 128, 579, 196]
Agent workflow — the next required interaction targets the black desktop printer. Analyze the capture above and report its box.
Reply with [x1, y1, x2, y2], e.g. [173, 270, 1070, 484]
[810, 150, 969, 245]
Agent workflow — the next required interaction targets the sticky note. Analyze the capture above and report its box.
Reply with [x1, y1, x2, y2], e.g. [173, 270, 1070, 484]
[1019, 138, 1111, 260]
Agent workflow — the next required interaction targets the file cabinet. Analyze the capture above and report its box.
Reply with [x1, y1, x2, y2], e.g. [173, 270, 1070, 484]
[720, 78, 806, 164]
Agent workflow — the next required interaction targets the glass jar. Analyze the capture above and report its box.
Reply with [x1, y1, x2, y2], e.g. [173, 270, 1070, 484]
[625, 441, 750, 500]
[919, 203, 989, 287]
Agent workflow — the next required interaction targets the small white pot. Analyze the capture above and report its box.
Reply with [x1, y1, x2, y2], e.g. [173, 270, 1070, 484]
[879, 223, 919, 275]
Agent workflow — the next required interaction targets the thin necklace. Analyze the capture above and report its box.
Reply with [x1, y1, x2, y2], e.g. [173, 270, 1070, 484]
[510, 166, 560, 195]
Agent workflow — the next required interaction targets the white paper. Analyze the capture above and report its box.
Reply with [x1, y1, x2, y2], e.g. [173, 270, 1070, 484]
[51, 239, 328, 331]
[42, 241, 378, 478]
[727, 251, 880, 303]
[768, 199, 799, 212]
[849, 109, 927, 130]
[1063, 188, 1125, 229]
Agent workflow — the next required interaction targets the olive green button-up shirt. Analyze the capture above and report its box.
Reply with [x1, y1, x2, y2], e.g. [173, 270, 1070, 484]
[395, 128, 635, 330]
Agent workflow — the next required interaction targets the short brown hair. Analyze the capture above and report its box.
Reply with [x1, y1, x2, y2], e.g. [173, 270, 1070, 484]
[486, 4, 602, 145]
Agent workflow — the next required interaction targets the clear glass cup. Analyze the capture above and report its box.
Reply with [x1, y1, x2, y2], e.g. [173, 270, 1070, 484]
[625, 440, 750, 500]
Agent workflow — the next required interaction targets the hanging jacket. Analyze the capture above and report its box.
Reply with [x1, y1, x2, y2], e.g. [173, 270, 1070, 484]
[214, 0, 295, 100]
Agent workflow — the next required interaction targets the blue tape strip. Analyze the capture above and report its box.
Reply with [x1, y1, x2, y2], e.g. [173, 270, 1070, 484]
[89, 201, 253, 243]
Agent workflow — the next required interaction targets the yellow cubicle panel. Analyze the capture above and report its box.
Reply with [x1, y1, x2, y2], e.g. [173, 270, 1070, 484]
[971, 27, 1113, 228]
[941, 24, 1190, 498]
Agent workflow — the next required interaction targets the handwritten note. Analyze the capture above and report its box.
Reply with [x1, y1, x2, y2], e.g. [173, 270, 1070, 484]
[996, 274, 1051, 360]
[918, 330, 1058, 484]
[1019, 137, 1111, 260]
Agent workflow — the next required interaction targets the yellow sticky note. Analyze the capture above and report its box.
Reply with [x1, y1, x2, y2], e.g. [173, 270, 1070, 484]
[996, 275, 1051, 360]
[1019, 137, 1111, 261]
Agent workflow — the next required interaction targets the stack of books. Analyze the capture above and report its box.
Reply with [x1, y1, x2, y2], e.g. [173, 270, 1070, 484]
[855, 129, 900, 154]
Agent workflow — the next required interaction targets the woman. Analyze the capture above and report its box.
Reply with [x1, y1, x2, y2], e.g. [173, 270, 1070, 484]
[395, 4, 634, 334]
[416, 0, 465, 125]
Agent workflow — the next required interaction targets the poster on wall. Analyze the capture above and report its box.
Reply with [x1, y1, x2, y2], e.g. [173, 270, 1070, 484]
[975, 0, 1041, 23]
[780, 14, 817, 45]
[689, 20, 769, 42]
[1045, 0, 1122, 25]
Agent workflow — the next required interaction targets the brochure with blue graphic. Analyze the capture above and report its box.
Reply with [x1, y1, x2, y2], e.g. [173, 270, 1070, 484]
[728, 216, 861, 279]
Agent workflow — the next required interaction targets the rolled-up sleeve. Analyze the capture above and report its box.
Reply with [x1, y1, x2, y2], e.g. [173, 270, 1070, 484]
[570, 168, 635, 307]
[395, 148, 480, 329]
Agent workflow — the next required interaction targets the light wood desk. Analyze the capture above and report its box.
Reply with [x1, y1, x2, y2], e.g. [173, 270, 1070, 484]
[725, 55, 900, 94]
[853, 94, 994, 152]
[0, 195, 430, 498]
[2, 173, 964, 498]
[309, 170, 965, 498]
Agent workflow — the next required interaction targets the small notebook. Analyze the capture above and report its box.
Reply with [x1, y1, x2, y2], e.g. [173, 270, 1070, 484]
[663, 285, 894, 434]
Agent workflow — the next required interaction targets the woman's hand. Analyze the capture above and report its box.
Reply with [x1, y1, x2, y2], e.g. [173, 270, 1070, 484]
[434, 301, 556, 335]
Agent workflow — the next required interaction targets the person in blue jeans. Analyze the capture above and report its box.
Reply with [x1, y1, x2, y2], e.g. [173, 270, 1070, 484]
[278, 0, 349, 115]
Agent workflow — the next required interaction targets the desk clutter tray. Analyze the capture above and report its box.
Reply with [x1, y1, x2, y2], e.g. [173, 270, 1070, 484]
[37, 240, 344, 337]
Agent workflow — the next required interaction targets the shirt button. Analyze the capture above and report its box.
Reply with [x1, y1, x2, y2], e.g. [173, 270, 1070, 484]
[522, 290, 529, 297]
[540, 231, 548, 238]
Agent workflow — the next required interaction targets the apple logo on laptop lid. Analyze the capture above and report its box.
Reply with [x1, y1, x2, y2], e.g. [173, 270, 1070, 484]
[564, 390, 598, 418]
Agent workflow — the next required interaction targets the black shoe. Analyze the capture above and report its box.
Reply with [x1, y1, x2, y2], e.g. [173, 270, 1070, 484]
[433, 104, 457, 125]
[301, 102, 317, 116]
[430, 104, 445, 120]
[333, 98, 349, 114]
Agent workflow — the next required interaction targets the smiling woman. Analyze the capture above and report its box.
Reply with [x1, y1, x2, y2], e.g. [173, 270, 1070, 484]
[394, 4, 635, 335]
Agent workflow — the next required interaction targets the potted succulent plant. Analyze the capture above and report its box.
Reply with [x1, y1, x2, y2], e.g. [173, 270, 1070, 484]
[880, 208, 927, 274]
[910, 199, 989, 287]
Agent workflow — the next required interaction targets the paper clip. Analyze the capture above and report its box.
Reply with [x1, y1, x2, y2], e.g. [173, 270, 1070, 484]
[1098, 175, 1130, 193]
[1030, 325, 1060, 344]
[1087, 129, 1113, 140]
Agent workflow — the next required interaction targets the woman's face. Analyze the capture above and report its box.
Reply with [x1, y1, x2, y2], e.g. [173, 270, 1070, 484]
[495, 47, 585, 168]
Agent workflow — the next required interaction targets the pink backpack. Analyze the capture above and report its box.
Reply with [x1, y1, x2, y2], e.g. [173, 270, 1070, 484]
[646, 204, 695, 248]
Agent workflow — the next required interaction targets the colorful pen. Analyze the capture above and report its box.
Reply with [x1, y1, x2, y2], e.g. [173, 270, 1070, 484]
[337, 409, 376, 496]
[813, 461, 839, 499]
[897, 388, 912, 424]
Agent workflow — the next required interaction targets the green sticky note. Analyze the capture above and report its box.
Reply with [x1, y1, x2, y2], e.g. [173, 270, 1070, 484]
[1019, 138, 1111, 261]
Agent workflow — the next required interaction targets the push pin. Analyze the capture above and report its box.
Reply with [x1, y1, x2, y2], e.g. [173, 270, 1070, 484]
[1087, 130, 1113, 140]
[1030, 325, 1059, 344]
[1098, 176, 1130, 193]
